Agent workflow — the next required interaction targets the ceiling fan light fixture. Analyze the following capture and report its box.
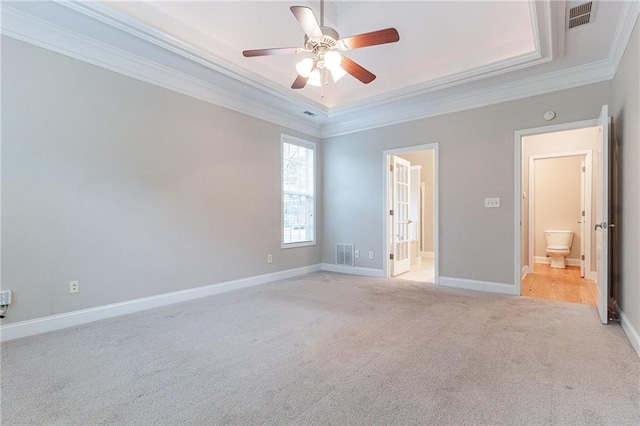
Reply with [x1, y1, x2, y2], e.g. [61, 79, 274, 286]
[243, 3, 400, 92]
[295, 58, 314, 77]
[324, 50, 342, 71]
[307, 70, 322, 87]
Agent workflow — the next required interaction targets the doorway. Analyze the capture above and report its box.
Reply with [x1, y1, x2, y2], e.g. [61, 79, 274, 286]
[520, 128, 599, 306]
[383, 144, 438, 283]
[515, 105, 611, 324]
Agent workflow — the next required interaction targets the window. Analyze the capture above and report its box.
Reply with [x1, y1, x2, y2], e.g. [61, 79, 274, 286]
[282, 135, 315, 247]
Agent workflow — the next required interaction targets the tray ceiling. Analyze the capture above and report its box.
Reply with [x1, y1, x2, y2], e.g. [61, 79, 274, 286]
[1, 1, 637, 136]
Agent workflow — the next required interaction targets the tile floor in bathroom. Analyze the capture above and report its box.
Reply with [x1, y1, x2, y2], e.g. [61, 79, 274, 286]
[394, 257, 436, 283]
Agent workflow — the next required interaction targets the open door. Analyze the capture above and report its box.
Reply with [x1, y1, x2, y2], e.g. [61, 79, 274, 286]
[580, 157, 586, 278]
[594, 105, 612, 324]
[391, 155, 411, 276]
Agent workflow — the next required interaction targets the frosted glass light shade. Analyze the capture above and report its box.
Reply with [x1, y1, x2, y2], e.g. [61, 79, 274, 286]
[324, 51, 342, 71]
[295, 58, 314, 77]
[307, 70, 321, 87]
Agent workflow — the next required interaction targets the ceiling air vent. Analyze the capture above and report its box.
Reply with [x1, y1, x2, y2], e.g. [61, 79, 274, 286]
[566, 1, 596, 29]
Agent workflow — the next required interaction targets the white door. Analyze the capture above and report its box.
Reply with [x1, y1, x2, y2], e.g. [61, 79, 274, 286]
[595, 105, 611, 324]
[392, 156, 411, 276]
[580, 157, 586, 278]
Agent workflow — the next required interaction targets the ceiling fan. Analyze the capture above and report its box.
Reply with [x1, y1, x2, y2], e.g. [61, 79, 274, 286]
[242, 1, 399, 90]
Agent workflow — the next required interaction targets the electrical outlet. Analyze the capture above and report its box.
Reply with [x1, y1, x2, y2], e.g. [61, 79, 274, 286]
[368, 251, 374, 260]
[484, 197, 500, 208]
[0, 291, 12, 305]
[355, 250, 359, 258]
[267, 254, 273, 264]
[69, 280, 79, 294]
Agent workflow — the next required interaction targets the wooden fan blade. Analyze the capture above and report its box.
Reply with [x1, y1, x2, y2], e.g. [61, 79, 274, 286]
[243, 47, 299, 57]
[291, 75, 308, 89]
[341, 56, 376, 84]
[340, 28, 400, 50]
[290, 6, 323, 39]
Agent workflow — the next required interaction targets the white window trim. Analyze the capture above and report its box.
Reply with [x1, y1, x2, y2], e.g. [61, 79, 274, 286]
[281, 134, 317, 249]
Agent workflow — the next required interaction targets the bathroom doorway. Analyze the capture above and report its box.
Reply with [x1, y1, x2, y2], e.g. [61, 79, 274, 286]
[514, 105, 614, 324]
[524, 149, 597, 305]
[527, 151, 592, 278]
[383, 144, 438, 283]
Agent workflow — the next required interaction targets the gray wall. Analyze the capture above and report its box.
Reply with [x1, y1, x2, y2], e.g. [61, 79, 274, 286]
[322, 83, 611, 284]
[611, 18, 640, 340]
[1, 37, 322, 324]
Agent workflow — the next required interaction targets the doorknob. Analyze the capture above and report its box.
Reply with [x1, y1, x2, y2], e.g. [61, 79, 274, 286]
[595, 222, 616, 230]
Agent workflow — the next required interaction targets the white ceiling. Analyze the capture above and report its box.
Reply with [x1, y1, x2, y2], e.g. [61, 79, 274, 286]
[106, 1, 540, 108]
[2, 1, 638, 136]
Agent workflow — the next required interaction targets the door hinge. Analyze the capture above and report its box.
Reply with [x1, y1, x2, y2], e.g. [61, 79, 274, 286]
[582, 255, 585, 260]
[390, 254, 394, 260]
[390, 209, 394, 216]
[582, 210, 585, 216]
[390, 164, 394, 172]
[582, 166, 586, 172]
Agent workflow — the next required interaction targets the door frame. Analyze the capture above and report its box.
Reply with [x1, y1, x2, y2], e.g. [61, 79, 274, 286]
[527, 150, 593, 278]
[514, 119, 598, 296]
[383, 143, 439, 282]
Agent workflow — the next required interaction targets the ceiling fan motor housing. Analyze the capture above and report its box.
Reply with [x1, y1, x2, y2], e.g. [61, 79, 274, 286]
[304, 26, 340, 51]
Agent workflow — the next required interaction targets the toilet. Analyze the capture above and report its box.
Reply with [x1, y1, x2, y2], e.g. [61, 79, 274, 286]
[545, 230, 574, 269]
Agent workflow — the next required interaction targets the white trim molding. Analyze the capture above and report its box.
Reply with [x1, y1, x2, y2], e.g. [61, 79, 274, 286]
[321, 263, 385, 278]
[533, 256, 583, 267]
[1, 0, 638, 138]
[0, 264, 322, 342]
[619, 309, 640, 359]
[0, 4, 323, 138]
[439, 277, 517, 295]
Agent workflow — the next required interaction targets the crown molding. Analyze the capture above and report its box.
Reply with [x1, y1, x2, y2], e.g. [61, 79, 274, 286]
[0, 3, 324, 138]
[320, 60, 616, 137]
[56, 1, 328, 118]
[609, 0, 640, 75]
[1, 1, 637, 140]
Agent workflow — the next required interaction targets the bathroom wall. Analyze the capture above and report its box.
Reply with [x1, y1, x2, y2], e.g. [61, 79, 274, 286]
[521, 127, 599, 273]
[533, 156, 582, 261]
[397, 151, 435, 253]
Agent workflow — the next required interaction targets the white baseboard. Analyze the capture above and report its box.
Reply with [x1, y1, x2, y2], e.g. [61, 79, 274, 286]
[619, 309, 640, 359]
[421, 251, 435, 259]
[0, 264, 322, 342]
[321, 263, 385, 278]
[534, 256, 581, 266]
[439, 277, 517, 295]
[522, 266, 528, 281]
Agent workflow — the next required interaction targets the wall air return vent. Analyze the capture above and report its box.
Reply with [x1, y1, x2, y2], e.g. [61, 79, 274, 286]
[566, 1, 596, 29]
[336, 244, 354, 267]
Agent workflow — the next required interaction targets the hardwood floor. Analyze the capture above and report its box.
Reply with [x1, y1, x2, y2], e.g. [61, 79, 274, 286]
[522, 263, 597, 305]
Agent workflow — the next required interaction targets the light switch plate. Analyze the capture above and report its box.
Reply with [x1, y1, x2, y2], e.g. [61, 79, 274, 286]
[484, 197, 500, 208]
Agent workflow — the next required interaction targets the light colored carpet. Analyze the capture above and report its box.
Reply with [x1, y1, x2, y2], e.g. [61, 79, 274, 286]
[2, 272, 639, 425]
